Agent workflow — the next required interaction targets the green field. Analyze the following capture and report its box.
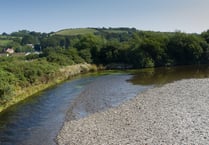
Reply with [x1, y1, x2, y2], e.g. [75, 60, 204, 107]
[0, 39, 13, 46]
[54, 28, 131, 36]
[101, 29, 129, 33]
[55, 28, 98, 36]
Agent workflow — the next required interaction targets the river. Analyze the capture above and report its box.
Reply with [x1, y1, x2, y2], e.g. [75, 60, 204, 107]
[0, 65, 209, 145]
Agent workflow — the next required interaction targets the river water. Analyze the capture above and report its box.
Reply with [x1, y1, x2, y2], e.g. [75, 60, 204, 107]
[0, 65, 209, 145]
[0, 72, 150, 145]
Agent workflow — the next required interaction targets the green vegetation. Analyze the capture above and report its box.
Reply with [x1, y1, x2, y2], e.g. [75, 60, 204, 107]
[55, 28, 98, 36]
[0, 39, 13, 46]
[0, 56, 96, 112]
[1, 27, 209, 111]
[99, 27, 135, 34]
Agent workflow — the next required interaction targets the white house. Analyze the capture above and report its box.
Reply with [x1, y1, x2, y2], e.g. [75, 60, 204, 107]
[6, 48, 14, 54]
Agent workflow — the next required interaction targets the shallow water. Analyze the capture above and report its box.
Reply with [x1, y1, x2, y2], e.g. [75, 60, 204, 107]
[0, 72, 150, 145]
[0, 76, 94, 145]
[66, 74, 149, 121]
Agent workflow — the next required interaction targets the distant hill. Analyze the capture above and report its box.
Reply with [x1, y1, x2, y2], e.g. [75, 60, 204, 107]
[98, 28, 132, 34]
[54, 28, 98, 36]
[54, 27, 136, 36]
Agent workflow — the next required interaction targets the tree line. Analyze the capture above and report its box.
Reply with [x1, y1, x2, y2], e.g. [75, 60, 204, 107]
[1, 28, 209, 104]
[40, 29, 209, 68]
[1, 28, 209, 68]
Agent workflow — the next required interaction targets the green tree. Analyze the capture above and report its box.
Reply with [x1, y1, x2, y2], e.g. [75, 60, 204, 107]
[167, 32, 203, 65]
[140, 39, 166, 66]
[99, 40, 120, 64]
[79, 49, 92, 63]
[201, 30, 209, 43]
[0, 70, 17, 103]
[21, 35, 37, 45]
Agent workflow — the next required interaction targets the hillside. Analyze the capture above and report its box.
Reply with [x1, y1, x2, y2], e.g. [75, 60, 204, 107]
[55, 28, 98, 36]
[54, 27, 135, 36]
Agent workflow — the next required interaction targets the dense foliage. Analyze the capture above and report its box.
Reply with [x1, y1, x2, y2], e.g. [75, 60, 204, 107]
[1, 28, 209, 67]
[0, 57, 59, 104]
[1, 27, 209, 105]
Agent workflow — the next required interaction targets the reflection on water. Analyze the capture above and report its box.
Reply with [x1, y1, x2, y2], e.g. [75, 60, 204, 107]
[129, 65, 209, 85]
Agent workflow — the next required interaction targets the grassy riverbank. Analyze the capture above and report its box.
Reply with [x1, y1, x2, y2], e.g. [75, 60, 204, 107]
[0, 63, 97, 113]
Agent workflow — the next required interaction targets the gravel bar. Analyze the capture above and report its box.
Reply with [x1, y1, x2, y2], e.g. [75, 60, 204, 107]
[57, 79, 209, 145]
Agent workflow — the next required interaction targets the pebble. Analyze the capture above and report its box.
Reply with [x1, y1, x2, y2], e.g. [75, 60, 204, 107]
[57, 79, 209, 145]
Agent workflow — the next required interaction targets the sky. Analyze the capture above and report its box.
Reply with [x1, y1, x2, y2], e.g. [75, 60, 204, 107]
[0, 0, 209, 34]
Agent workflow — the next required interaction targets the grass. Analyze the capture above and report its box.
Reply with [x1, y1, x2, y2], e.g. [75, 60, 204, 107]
[0, 39, 13, 46]
[101, 29, 129, 34]
[55, 28, 98, 36]
[0, 35, 8, 39]
[54, 28, 131, 36]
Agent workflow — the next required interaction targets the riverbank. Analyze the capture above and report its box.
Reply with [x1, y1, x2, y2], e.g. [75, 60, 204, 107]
[0, 63, 98, 113]
[57, 78, 209, 145]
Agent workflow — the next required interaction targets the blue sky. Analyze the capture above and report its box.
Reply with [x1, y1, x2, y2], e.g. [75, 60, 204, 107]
[0, 0, 209, 33]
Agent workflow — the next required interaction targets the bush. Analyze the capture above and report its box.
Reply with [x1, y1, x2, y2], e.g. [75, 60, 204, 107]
[0, 70, 17, 103]
[25, 54, 40, 60]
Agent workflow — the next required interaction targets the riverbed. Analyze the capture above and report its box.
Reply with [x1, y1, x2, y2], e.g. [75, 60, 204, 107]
[57, 78, 209, 144]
